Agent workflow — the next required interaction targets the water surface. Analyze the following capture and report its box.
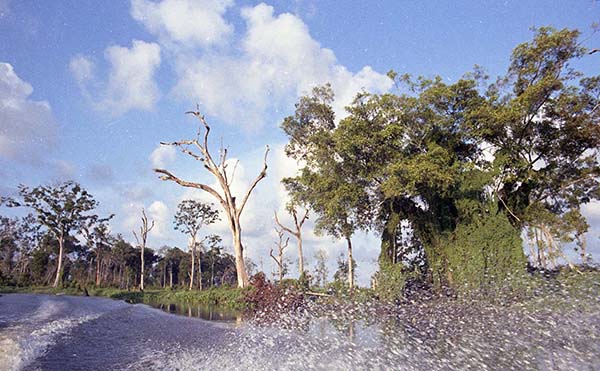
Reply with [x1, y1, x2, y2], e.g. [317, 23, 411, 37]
[1, 293, 599, 370]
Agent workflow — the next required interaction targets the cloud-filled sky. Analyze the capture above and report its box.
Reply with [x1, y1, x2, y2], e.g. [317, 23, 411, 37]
[0, 0, 599, 285]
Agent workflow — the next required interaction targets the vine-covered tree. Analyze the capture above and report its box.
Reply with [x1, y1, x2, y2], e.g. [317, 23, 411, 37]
[282, 27, 600, 298]
[174, 200, 219, 290]
[313, 249, 329, 287]
[154, 109, 269, 288]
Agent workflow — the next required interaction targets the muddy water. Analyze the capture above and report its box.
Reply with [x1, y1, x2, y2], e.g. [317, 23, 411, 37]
[1, 292, 599, 370]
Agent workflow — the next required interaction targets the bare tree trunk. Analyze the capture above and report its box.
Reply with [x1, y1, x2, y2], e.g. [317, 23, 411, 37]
[133, 209, 154, 292]
[95, 254, 101, 286]
[198, 251, 203, 290]
[298, 236, 304, 277]
[140, 246, 145, 291]
[232, 223, 249, 287]
[169, 262, 173, 288]
[154, 111, 269, 288]
[275, 208, 308, 277]
[53, 235, 64, 288]
[271, 226, 289, 284]
[189, 237, 196, 290]
[346, 236, 354, 290]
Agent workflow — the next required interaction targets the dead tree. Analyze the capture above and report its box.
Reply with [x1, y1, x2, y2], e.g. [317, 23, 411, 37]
[154, 109, 269, 288]
[274, 206, 309, 276]
[270, 226, 289, 283]
[133, 209, 154, 292]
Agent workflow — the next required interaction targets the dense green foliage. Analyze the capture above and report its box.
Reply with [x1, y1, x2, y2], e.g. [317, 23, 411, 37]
[281, 27, 599, 300]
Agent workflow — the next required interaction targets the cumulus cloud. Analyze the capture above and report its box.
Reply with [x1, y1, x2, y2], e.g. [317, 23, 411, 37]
[148, 200, 170, 238]
[151, 3, 393, 128]
[150, 144, 176, 168]
[70, 40, 161, 116]
[0, 62, 57, 163]
[131, 0, 234, 48]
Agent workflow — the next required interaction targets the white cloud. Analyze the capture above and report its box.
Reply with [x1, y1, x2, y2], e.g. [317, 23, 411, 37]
[169, 3, 392, 128]
[70, 40, 161, 116]
[150, 144, 177, 168]
[148, 200, 170, 238]
[0, 62, 57, 163]
[101, 40, 161, 115]
[131, 0, 234, 49]
[69, 55, 95, 84]
[123, 199, 171, 243]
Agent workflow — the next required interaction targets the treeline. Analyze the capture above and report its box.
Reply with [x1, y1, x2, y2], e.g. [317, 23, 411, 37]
[0, 183, 239, 289]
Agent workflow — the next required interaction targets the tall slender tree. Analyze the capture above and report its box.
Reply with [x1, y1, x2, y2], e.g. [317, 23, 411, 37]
[132, 209, 154, 292]
[274, 205, 309, 277]
[81, 214, 114, 286]
[154, 109, 269, 288]
[174, 200, 219, 290]
[270, 226, 289, 283]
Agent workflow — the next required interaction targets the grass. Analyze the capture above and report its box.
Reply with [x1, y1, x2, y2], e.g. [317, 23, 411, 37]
[0, 285, 248, 309]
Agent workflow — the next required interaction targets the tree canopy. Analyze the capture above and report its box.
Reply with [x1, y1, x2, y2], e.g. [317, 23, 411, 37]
[281, 27, 600, 298]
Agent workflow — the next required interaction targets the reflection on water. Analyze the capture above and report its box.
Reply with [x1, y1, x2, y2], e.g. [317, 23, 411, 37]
[147, 301, 243, 323]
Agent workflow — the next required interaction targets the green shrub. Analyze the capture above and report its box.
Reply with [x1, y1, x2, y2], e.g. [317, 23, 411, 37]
[441, 211, 527, 296]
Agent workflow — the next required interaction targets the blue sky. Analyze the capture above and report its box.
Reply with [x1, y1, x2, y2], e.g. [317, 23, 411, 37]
[1, 0, 599, 285]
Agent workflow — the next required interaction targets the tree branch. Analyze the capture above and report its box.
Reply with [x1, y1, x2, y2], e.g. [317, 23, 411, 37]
[274, 211, 297, 237]
[154, 168, 227, 208]
[237, 145, 269, 216]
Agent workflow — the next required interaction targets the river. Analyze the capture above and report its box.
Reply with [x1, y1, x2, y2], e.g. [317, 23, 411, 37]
[1, 293, 599, 370]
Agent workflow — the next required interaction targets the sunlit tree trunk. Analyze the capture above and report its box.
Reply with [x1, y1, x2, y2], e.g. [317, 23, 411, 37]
[52, 233, 65, 288]
[346, 236, 354, 290]
[154, 111, 268, 288]
[189, 236, 196, 290]
[133, 209, 154, 292]
[275, 208, 308, 277]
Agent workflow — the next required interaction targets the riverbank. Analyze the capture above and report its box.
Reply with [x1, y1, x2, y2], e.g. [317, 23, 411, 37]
[2, 267, 599, 313]
[0, 285, 247, 309]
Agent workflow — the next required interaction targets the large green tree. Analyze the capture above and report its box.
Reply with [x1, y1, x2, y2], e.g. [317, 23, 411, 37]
[473, 27, 600, 267]
[282, 85, 372, 290]
[282, 27, 599, 297]
[3, 181, 101, 287]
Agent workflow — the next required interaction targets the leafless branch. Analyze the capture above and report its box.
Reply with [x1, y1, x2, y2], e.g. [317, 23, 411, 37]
[154, 168, 226, 208]
[237, 145, 269, 216]
[274, 210, 297, 237]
